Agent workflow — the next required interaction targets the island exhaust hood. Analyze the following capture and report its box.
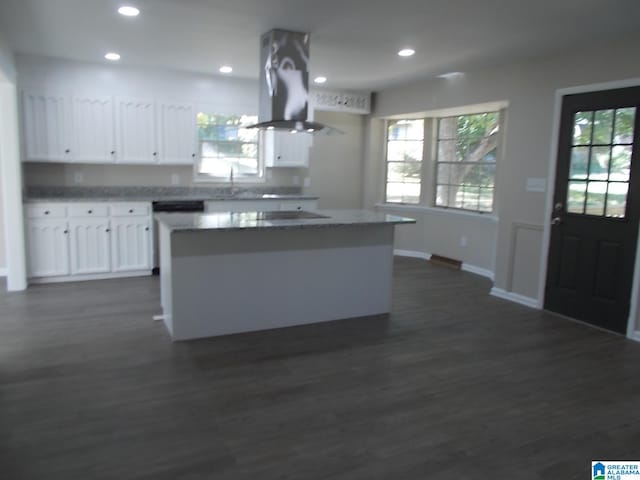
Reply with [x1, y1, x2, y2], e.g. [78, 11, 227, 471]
[249, 29, 341, 135]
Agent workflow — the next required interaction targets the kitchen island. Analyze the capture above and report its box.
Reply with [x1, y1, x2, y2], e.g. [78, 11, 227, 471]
[156, 210, 415, 340]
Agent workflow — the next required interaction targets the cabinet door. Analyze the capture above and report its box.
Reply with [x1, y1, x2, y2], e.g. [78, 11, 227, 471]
[158, 102, 197, 165]
[116, 98, 157, 164]
[110, 217, 152, 272]
[69, 218, 112, 275]
[71, 96, 116, 163]
[25, 219, 70, 277]
[264, 130, 311, 167]
[22, 92, 72, 162]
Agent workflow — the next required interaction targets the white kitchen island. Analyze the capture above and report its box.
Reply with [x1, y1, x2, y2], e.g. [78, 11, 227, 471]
[155, 210, 415, 341]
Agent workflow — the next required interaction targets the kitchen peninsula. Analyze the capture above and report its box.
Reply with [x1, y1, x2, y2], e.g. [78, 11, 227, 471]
[156, 210, 415, 340]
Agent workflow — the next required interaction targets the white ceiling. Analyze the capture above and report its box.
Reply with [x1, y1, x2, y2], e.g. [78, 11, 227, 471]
[0, 0, 638, 91]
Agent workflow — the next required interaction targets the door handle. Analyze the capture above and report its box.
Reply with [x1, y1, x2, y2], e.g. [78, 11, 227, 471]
[551, 217, 562, 226]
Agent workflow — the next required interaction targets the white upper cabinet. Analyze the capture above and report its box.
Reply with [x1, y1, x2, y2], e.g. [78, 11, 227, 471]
[71, 96, 116, 163]
[23, 92, 73, 162]
[116, 98, 158, 164]
[263, 130, 312, 168]
[157, 102, 197, 165]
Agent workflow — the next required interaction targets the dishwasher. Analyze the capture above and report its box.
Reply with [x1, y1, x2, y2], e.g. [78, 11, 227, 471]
[152, 200, 205, 273]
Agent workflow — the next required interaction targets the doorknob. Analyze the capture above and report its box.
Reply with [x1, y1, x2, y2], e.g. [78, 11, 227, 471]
[551, 216, 562, 226]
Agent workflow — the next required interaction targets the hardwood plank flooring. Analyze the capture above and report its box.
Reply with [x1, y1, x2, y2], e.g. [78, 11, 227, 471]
[1, 257, 639, 479]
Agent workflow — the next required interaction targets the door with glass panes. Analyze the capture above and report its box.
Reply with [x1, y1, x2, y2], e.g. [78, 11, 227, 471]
[545, 86, 640, 334]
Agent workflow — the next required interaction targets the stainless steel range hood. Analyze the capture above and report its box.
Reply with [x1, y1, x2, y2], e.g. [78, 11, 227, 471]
[249, 29, 342, 135]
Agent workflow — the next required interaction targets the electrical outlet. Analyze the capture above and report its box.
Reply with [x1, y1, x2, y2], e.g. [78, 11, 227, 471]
[460, 236, 468, 247]
[73, 171, 84, 184]
[303, 177, 311, 188]
[171, 173, 180, 185]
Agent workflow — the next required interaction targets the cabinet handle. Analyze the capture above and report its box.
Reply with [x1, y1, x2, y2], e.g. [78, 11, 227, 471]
[88, 210, 93, 214]
[111, 151, 115, 155]
[191, 153, 196, 158]
[106, 228, 110, 233]
[63, 230, 68, 234]
[129, 209, 134, 213]
[65, 149, 71, 154]
[153, 152, 157, 156]
[44, 210, 50, 215]
[277, 155, 281, 160]
[145, 227, 150, 231]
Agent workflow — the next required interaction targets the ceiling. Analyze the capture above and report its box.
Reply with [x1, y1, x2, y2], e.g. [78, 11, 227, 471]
[0, 0, 638, 91]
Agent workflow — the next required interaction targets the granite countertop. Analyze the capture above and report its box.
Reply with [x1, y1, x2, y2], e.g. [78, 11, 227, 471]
[23, 186, 318, 203]
[155, 209, 416, 232]
[24, 193, 319, 203]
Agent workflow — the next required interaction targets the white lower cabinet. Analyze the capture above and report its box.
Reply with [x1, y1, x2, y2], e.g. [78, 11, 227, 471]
[69, 217, 112, 275]
[111, 217, 152, 272]
[25, 202, 153, 282]
[25, 219, 70, 277]
[205, 198, 318, 213]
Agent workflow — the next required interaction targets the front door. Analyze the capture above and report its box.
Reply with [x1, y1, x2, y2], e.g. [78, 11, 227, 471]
[545, 86, 640, 334]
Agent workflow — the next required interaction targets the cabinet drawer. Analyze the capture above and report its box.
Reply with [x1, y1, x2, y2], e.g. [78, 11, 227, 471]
[111, 203, 150, 217]
[25, 204, 67, 219]
[68, 204, 110, 217]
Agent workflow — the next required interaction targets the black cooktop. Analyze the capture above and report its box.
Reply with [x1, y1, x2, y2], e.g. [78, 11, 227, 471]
[247, 210, 330, 221]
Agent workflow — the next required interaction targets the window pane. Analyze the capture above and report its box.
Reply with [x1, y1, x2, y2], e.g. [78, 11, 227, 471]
[197, 112, 259, 178]
[387, 140, 423, 161]
[567, 181, 586, 214]
[589, 146, 610, 180]
[592, 109, 614, 144]
[610, 145, 632, 181]
[606, 182, 628, 218]
[569, 146, 589, 179]
[386, 182, 421, 204]
[614, 107, 635, 144]
[435, 111, 500, 213]
[388, 120, 424, 141]
[387, 162, 421, 183]
[573, 111, 593, 145]
[585, 181, 607, 216]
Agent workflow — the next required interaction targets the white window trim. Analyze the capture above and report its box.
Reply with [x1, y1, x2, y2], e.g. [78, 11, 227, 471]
[381, 107, 506, 217]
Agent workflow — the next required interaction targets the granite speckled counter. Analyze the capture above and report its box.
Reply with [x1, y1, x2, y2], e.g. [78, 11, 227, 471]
[155, 209, 415, 232]
[157, 209, 416, 341]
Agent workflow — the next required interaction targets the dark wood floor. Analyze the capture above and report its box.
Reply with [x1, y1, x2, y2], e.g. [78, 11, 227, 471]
[1, 257, 639, 479]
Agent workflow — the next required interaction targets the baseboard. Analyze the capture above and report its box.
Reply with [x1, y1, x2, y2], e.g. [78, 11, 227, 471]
[393, 249, 432, 261]
[29, 270, 152, 284]
[461, 263, 494, 281]
[630, 331, 640, 343]
[0, 267, 6, 277]
[490, 287, 540, 309]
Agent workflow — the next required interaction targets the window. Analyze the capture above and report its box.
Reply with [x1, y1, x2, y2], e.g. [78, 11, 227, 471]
[196, 113, 262, 180]
[435, 112, 499, 212]
[384, 119, 424, 204]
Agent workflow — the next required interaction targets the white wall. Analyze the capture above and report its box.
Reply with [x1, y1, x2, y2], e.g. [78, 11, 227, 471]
[305, 111, 365, 209]
[365, 32, 640, 303]
[0, 33, 27, 288]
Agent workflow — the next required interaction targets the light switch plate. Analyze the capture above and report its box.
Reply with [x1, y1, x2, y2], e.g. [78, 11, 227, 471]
[303, 177, 311, 188]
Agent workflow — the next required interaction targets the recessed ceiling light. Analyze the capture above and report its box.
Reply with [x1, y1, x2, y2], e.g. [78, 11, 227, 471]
[290, 129, 298, 134]
[219, 65, 233, 74]
[117, 6, 140, 17]
[306, 128, 315, 133]
[266, 126, 275, 130]
[314, 76, 327, 84]
[398, 48, 415, 57]
[104, 52, 121, 61]
[437, 71, 465, 79]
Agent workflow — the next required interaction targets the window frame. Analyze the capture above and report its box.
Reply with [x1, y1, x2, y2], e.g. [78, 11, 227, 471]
[383, 118, 425, 205]
[193, 112, 265, 184]
[433, 111, 500, 214]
